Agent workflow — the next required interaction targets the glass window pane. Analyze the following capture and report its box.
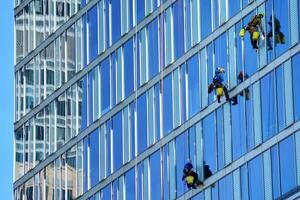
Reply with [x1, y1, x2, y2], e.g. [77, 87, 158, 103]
[203, 113, 216, 173]
[124, 38, 134, 98]
[261, 72, 276, 141]
[111, 0, 121, 44]
[200, 0, 212, 39]
[165, 7, 173, 66]
[187, 54, 200, 118]
[248, 155, 264, 200]
[90, 129, 99, 187]
[163, 74, 173, 135]
[150, 151, 161, 198]
[125, 168, 135, 200]
[112, 112, 123, 171]
[88, 6, 98, 62]
[279, 136, 297, 194]
[292, 53, 300, 121]
[148, 19, 159, 79]
[66, 146, 77, 199]
[137, 93, 147, 153]
[218, 174, 233, 200]
[173, 0, 184, 59]
[100, 58, 110, 114]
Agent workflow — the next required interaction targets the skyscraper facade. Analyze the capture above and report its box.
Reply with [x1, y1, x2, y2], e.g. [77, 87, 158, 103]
[13, 0, 300, 199]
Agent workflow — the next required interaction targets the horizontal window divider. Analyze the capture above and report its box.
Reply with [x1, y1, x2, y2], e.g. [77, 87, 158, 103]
[13, 43, 300, 190]
[14, 0, 264, 129]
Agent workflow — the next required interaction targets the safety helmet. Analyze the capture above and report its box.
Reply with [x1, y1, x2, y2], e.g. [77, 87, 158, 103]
[184, 162, 193, 171]
[216, 67, 225, 73]
[258, 13, 264, 18]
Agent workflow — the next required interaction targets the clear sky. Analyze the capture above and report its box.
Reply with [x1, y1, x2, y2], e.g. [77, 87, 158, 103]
[0, 0, 14, 199]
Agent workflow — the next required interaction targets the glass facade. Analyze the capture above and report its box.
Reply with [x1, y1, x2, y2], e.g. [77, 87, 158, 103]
[14, 0, 300, 199]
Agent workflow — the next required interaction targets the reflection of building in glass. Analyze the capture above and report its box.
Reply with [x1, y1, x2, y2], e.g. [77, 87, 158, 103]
[14, 0, 300, 199]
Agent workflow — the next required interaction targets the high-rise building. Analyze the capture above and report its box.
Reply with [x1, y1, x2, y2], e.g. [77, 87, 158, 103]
[13, 0, 300, 199]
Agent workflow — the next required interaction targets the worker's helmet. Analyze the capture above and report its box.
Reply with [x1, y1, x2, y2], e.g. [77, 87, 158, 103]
[258, 13, 264, 18]
[184, 162, 193, 171]
[216, 67, 225, 73]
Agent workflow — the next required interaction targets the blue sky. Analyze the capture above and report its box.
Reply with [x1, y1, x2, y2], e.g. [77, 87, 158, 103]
[0, 0, 14, 199]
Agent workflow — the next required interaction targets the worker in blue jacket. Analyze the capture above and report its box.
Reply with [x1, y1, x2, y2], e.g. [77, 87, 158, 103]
[208, 67, 231, 103]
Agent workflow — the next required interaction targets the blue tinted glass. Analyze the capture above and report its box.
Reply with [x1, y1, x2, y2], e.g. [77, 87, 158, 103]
[215, 34, 227, 82]
[261, 72, 276, 141]
[150, 151, 161, 198]
[126, 168, 135, 199]
[187, 54, 200, 117]
[81, 77, 88, 130]
[236, 22, 243, 77]
[243, 12, 258, 76]
[266, 0, 274, 63]
[274, 1, 289, 57]
[203, 113, 216, 173]
[137, 93, 147, 153]
[246, 86, 254, 150]
[137, 163, 143, 200]
[208, 44, 214, 104]
[213, 0, 219, 29]
[113, 112, 123, 170]
[216, 108, 224, 169]
[83, 137, 88, 192]
[231, 95, 246, 160]
[292, 53, 300, 121]
[83, 15, 87, 67]
[112, 53, 116, 106]
[102, 184, 111, 200]
[185, 0, 191, 50]
[88, 6, 98, 62]
[228, 0, 240, 18]
[90, 129, 99, 187]
[189, 126, 196, 164]
[159, 14, 165, 69]
[271, 145, 280, 199]
[124, 39, 134, 98]
[163, 146, 169, 200]
[241, 164, 249, 200]
[173, 0, 184, 59]
[212, 183, 218, 200]
[130, 102, 135, 158]
[279, 136, 296, 194]
[200, 0, 212, 39]
[81, 0, 86, 7]
[163, 75, 173, 135]
[276, 66, 285, 131]
[155, 84, 161, 141]
[180, 64, 187, 123]
[137, 0, 145, 24]
[100, 58, 110, 114]
[191, 192, 204, 200]
[218, 174, 233, 200]
[106, 121, 111, 175]
[176, 132, 189, 196]
[136, 32, 141, 87]
[88, 72, 93, 124]
[105, 0, 110, 48]
[248, 155, 264, 200]
[148, 19, 159, 79]
[111, 0, 121, 44]
[113, 180, 118, 200]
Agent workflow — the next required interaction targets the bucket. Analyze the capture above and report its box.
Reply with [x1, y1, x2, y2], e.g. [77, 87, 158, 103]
[216, 87, 223, 96]
[239, 28, 246, 37]
[186, 176, 195, 185]
[252, 31, 260, 41]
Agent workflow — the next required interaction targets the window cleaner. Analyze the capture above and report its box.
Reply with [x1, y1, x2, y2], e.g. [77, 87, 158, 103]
[240, 13, 265, 49]
[208, 67, 231, 103]
[267, 15, 285, 50]
[182, 162, 202, 189]
[231, 71, 250, 105]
